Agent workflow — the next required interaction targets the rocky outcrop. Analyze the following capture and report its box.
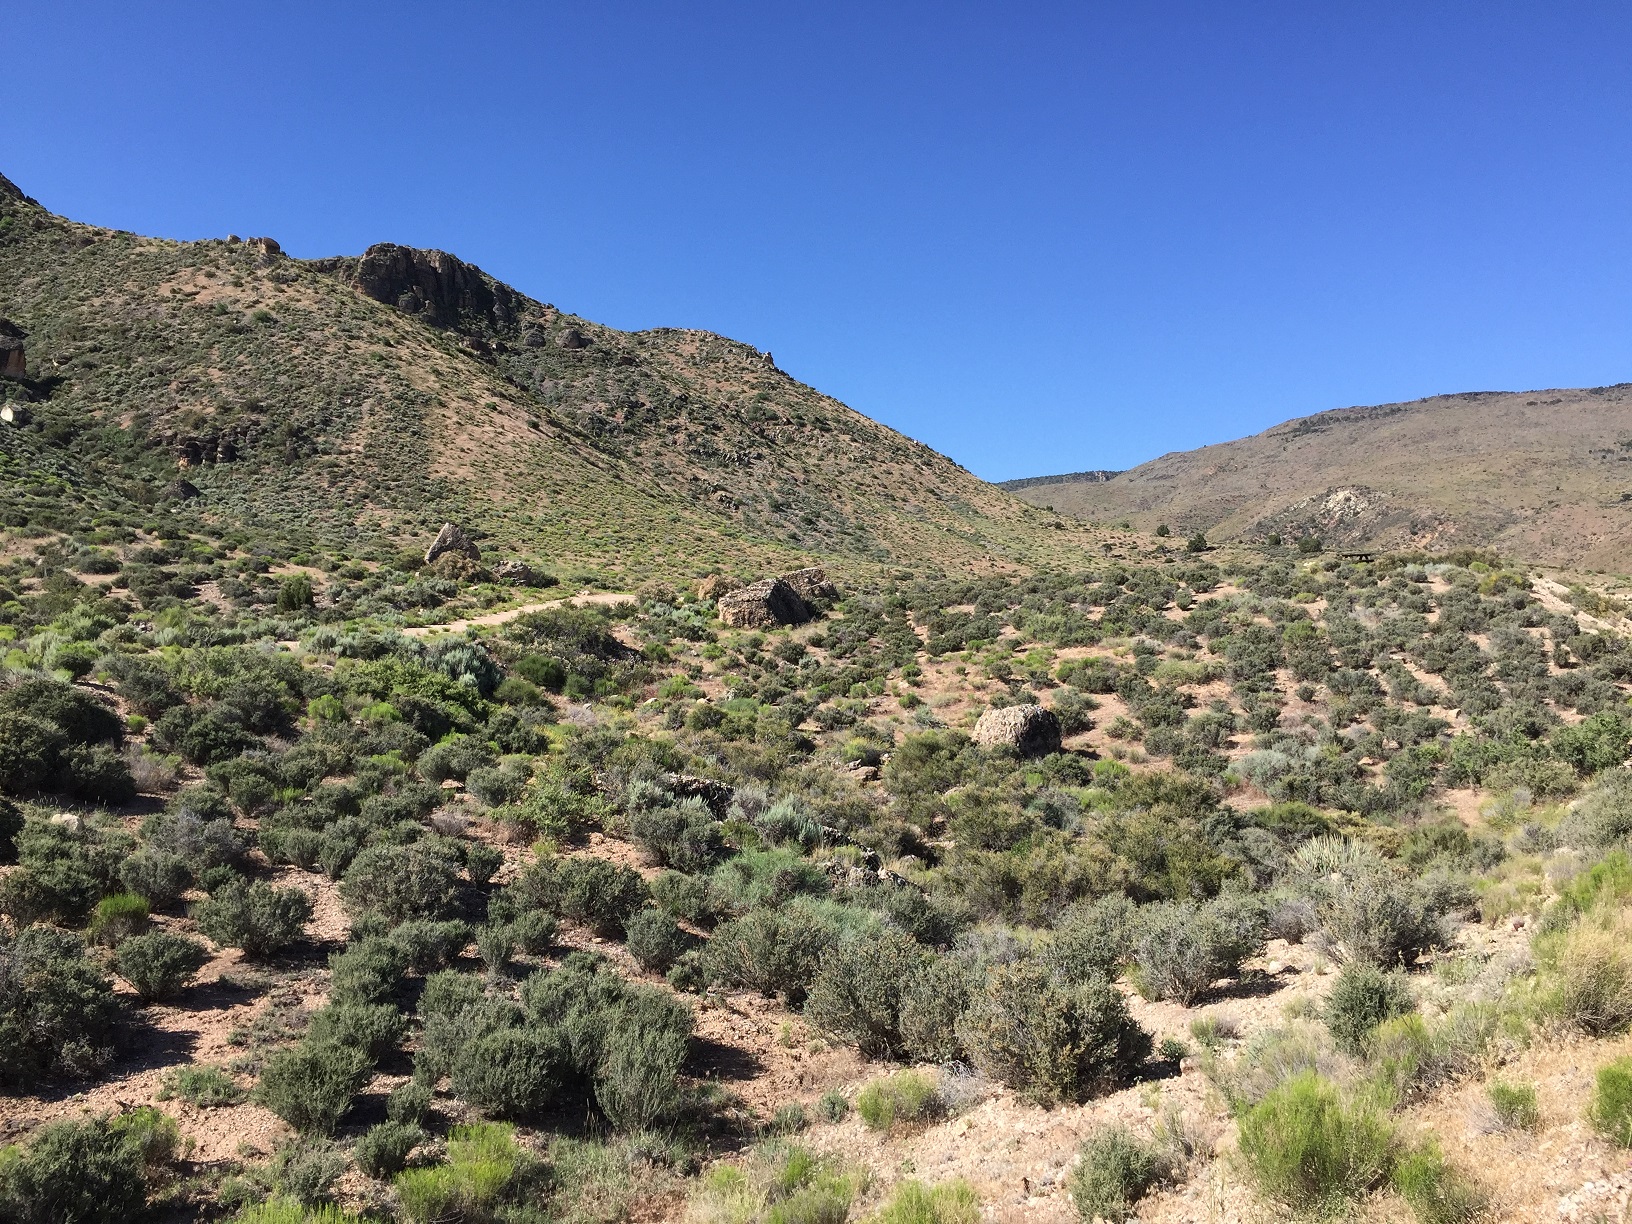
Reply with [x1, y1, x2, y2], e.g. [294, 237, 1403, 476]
[697, 575, 740, 601]
[556, 327, 588, 350]
[425, 522, 480, 566]
[661, 773, 735, 817]
[493, 560, 545, 586]
[0, 319, 25, 379]
[717, 578, 811, 628]
[781, 566, 838, 606]
[164, 478, 201, 502]
[320, 243, 521, 334]
[972, 704, 1062, 757]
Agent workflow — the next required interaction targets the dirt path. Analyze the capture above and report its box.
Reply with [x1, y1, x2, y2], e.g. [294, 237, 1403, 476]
[401, 591, 633, 637]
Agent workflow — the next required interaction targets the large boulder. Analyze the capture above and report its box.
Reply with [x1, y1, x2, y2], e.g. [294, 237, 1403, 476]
[697, 574, 740, 601]
[972, 704, 1062, 757]
[780, 566, 838, 605]
[321, 243, 520, 333]
[425, 523, 480, 566]
[0, 319, 25, 379]
[493, 560, 544, 586]
[716, 578, 811, 629]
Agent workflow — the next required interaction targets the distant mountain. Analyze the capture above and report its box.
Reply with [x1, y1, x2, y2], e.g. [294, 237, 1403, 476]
[996, 470, 1122, 492]
[0, 172, 1076, 580]
[1006, 386, 1632, 571]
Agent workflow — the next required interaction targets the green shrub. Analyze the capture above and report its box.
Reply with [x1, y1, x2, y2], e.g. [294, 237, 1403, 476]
[1069, 1127, 1160, 1223]
[1591, 1056, 1632, 1147]
[118, 848, 191, 908]
[593, 1011, 691, 1131]
[0, 714, 68, 794]
[867, 1178, 980, 1223]
[354, 1121, 424, 1179]
[1043, 894, 1135, 983]
[1323, 963, 1415, 1056]
[231, 1199, 359, 1224]
[804, 927, 928, 1059]
[475, 923, 516, 972]
[625, 907, 690, 972]
[1486, 1079, 1540, 1132]
[451, 1026, 567, 1121]
[1554, 915, 1632, 1035]
[115, 930, 210, 1002]
[650, 869, 713, 925]
[818, 1091, 850, 1122]
[270, 1140, 347, 1205]
[0, 1109, 175, 1224]
[510, 909, 556, 956]
[1315, 865, 1448, 968]
[341, 842, 462, 923]
[0, 924, 119, 1085]
[702, 903, 838, 1005]
[390, 918, 471, 972]
[87, 892, 150, 947]
[394, 1123, 521, 1224]
[630, 798, 726, 873]
[389, 1079, 433, 1126]
[255, 1042, 373, 1135]
[195, 879, 312, 958]
[464, 842, 504, 887]
[307, 1002, 406, 1063]
[898, 956, 974, 1064]
[957, 961, 1151, 1105]
[328, 938, 408, 1007]
[857, 1070, 941, 1132]
[0, 797, 21, 863]
[1390, 1139, 1486, 1224]
[159, 1064, 244, 1107]
[514, 855, 648, 937]
[1129, 896, 1265, 1005]
[1236, 1071, 1394, 1213]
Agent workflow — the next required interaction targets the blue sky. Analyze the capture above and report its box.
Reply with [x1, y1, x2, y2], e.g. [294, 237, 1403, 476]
[5, 3, 1631, 480]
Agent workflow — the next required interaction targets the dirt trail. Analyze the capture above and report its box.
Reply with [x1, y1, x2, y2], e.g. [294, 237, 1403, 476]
[401, 591, 633, 637]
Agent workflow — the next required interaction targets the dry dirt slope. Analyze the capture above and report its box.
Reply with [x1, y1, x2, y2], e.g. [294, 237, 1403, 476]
[1009, 385, 1632, 571]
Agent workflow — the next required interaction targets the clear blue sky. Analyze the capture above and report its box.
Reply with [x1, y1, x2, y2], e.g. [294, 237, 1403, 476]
[5, 3, 1631, 480]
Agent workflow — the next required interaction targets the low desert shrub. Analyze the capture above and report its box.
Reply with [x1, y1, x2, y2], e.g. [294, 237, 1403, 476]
[354, 1121, 424, 1179]
[957, 960, 1151, 1105]
[630, 798, 726, 874]
[0, 924, 119, 1085]
[514, 855, 648, 936]
[804, 927, 929, 1058]
[88, 892, 150, 947]
[1069, 1127, 1161, 1223]
[307, 1002, 407, 1063]
[390, 918, 471, 972]
[1129, 896, 1265, 1005]
[898, 956, 975, 1065]
[857, 1070, 941, 1132]
[1235, 1071, 1394, 1213]
[195, 879, 312, 958]
[388, 1080, 433, 1127]
[1554, 913, 1632, 1035]
[1324, 964, 1415, 1056]
[868, 1178, 980, 1223]
[394, 1123, 522, 1224]
[118, 848, 191, 908]
[1591, 1056, 1632, 1147]
[511, 909, 556, 956]
[115, 931, 210, 1002]
[1486, 1079, 1540, 1131]
[625, 907, 690, 972]
[160, 1064, 244, 1107]
[341, 842, 462, 923]
[450, 1026, 568, 1121]
[0, 1109, 175, 1224]
[270, 1140, 348, 1205]
[1390, 1138, 1487, 1224]
[328, 938, 408, 1007]
[255, 1042, 373, 1135]
[475, 923, 516, 972]
[1043, 894, 1135, 984]
[702, 903, 838, 1005]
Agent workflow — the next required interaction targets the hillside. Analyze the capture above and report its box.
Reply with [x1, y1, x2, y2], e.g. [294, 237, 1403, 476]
[1009, 385, 1632, 570]
[0, 171, 1077, 581]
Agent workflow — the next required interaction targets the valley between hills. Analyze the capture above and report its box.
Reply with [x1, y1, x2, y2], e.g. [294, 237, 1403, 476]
[10, 171, 1632, 1224]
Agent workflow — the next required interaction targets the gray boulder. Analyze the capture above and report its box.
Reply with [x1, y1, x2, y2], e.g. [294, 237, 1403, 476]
[425, 522, 480, 566]
[717, 578, 811, 629]
[972, 704, 1062, 757]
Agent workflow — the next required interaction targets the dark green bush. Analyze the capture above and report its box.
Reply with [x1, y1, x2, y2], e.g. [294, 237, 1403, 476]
[328, 938, 408, 1007]
[702, 903, 837, 1005]
[0, 1109, 175, 1224]
[195, 878, 312, 958]
[390, 918, 471, 972]
[0, 679, 122, 746]
[957, 960, 1151, 1105]
[476, 922, 516, 972]
[307, 1002, 407, 1063]
[0, 714, 68, 794]
[115, 931, 209, 1003]
[118, 848, 191, 908]
[0, 924, 119, 1085]
[624, 907, 690, 973]
[341, 842, 462, 924]
[803, 927, 928, 1059]
[514, 855, 647, 937]
[354, 1121, 424, 1179]
[899, 957, 975, 1064]
[450, 1026, 568, 1121]
[0, 797, 21, 863]
[1043, 894, 1135, 984]
[630, 798, 726, 873]
[388, 1080, 433, 1126]
[255, 1041, 373, 1136]
[1070, 1127, 1161, 1223]
[510, 909, 556, 956]
[1324, 964, 1415, 1056]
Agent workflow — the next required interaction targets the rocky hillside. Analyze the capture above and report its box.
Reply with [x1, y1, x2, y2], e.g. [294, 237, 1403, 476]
[0, 171, 1078, 581]
[1009, 385, 1632, 570]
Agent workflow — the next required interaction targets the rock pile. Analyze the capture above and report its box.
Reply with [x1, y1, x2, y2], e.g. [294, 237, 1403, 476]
[717, 578, 811, 629]
[972, 704, 1062, 757]
[781, 566, 838, 605]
